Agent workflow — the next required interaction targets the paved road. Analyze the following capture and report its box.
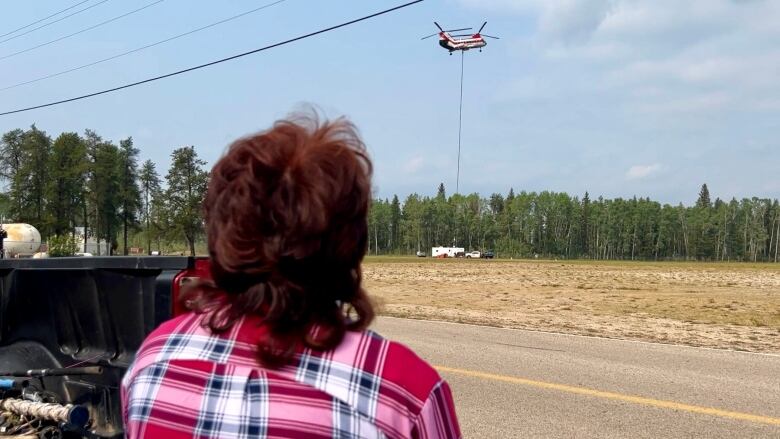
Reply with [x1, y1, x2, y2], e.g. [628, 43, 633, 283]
[371, 317, 780, 438]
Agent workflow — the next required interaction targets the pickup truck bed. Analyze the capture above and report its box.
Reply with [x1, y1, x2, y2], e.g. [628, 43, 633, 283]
[0, 257, 206, 438]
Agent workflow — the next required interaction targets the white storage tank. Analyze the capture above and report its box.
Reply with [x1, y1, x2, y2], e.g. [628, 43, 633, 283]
[2, 223, 42, 257]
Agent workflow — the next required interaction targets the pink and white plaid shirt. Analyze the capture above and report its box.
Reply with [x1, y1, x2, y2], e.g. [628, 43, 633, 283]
[121, 312, 461, 438]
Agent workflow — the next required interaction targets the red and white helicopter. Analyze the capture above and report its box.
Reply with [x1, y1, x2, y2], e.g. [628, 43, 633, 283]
[421, 21, 499, 54]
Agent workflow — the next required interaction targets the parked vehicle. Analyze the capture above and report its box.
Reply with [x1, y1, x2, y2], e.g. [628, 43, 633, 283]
[0, 256, 210, 438]
[482, 250, 495, 259]
[431, 246, 465, 258]
[416, 250, 426, 257]
[465, 251, 481, 258]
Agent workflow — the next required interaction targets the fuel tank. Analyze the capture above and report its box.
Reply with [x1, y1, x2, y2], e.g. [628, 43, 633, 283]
[2, 223, 42, 256]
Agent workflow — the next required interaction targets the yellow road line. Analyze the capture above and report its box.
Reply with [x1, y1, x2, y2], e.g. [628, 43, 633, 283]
[435, 365, 780, 426]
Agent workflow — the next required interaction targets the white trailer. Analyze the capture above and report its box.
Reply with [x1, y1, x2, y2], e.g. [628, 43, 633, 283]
[431, 246, 465, 258]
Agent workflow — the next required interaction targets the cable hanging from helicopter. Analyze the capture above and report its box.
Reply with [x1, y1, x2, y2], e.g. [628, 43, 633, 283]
[421, 21, 499, 195]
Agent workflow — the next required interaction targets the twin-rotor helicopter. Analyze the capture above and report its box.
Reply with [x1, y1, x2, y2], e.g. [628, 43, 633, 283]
[421, 21, 499, 54]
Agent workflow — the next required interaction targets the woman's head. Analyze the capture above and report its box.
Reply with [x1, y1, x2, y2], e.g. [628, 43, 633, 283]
[187, 112, 374, 366]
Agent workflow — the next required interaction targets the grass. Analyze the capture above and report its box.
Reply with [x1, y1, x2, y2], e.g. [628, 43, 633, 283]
[363, 255, 780, 270]
[363, 258, 780, 352]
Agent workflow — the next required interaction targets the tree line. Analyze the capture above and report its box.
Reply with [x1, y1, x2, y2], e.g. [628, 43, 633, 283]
[369, 183, 780, 262]
[0, 125, 209, 255]
[4, 126, 779, 262]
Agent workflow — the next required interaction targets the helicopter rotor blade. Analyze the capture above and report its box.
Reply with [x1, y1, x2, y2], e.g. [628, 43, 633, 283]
[478, 21, 487, 33]
[443, 27, 472, 33]
[434, 21, 444, 31]
[482, 34, 500, 39]
[421, 33, 440, 40]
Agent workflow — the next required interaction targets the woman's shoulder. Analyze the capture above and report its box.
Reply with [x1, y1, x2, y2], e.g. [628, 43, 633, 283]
[126, 313, 204, 370]
[334, 329, 444, 402]
[137, 312, 206, 353]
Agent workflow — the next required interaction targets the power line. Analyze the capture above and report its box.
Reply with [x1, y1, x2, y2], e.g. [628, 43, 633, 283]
[0, 0, 289, 92]
[0, 0, 111, 45]
[0, 0, 163, 62]
[0, 0, 424, 116]
[0, 0, 92, 39]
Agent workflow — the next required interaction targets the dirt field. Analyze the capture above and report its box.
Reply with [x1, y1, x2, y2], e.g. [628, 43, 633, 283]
[363, 258, 780, 353]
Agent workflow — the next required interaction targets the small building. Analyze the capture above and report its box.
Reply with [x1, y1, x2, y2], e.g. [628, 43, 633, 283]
[74, 227, 110, 255]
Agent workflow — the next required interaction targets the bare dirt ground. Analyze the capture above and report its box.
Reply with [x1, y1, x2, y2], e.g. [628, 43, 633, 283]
[363, 258, 780, 353]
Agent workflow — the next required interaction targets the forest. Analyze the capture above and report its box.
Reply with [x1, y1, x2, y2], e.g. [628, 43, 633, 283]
[0, 125, 208, 255]
[370, 184, 780, 262]
[2, 125, 779, 261]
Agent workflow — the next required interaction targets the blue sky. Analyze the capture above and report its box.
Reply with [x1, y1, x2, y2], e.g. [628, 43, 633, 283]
[0, 0, 778, 204]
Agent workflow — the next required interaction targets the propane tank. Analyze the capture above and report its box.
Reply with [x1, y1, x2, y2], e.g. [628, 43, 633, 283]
[1, 223, 42, 257]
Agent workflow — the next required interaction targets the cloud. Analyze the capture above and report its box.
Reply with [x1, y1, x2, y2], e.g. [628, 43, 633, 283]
[538, 0, 614, 44]
[137, 126, 154, 138]
[458, 0, 613, 44]
[455, 0, 538, 13]
[626, 164, 662, 180]
[632, 92, 733, 114]
[449, 0, 780, 202]
[403, 155, 425, 174]
[609, 52, 780, 88]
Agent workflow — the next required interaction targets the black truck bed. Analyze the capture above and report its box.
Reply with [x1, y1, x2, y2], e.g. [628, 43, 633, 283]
[0, 256, 200, 438]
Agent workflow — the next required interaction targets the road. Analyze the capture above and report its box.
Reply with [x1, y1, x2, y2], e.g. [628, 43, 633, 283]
[371, 317, 780, 439]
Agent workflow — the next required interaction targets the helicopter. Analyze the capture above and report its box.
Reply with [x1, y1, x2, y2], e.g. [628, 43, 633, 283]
[421, 21, 499, 54]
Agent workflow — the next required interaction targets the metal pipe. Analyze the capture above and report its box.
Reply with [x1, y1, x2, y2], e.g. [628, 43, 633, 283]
[0, 398, 89, 427]
[1, 366, 103, 377]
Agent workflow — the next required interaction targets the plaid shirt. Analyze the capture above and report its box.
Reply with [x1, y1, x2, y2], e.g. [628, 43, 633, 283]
[121, 312, 461, 438]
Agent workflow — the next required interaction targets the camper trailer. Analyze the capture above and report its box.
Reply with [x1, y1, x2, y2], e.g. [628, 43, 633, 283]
[431, 246, 465, 258]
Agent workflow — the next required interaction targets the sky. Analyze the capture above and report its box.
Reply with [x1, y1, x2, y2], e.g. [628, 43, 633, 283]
[0, 0, 778, 205]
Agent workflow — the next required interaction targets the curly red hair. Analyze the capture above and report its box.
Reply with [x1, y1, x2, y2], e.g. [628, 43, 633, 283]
[184, 112, 375, 367]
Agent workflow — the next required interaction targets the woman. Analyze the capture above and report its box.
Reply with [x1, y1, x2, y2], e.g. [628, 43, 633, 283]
[121, 113, 461, 438]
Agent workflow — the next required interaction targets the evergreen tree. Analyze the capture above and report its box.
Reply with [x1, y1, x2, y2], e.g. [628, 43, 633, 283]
[139, 160, 162, 255]
[165, 146, 209, 256]
[82, 130, 102, 253]
[390, 195, 401, 252]
[117, 138, 141, 255]
[46, 133, 87, 236]
[92, 141, 122, 254]
[696, 184, 712, 209]
[16, 126, 52, 233]
[436, 183, 446, 200]
[0, 129, 25, 219]
[693, 184, 715, 259]
[581, 191, 590, 257]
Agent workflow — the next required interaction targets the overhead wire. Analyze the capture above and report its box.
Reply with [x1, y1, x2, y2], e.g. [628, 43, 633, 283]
[0, 0, 289, 92]
[0, 0, 424, 116]
[0, 0, 111, 45]
[0, 0, 92, 39]
[0, 0, 163, 62]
